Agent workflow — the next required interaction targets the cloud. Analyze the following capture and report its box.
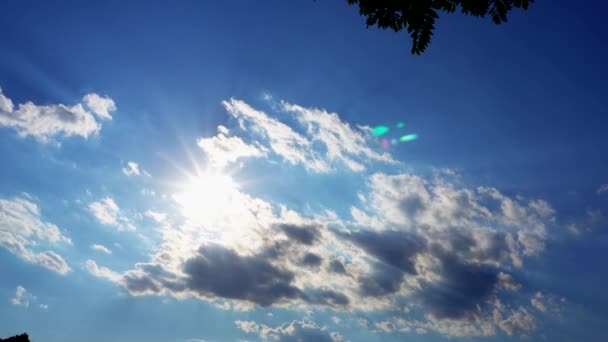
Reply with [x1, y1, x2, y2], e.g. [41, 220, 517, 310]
[91, 244, 112, 254]
[11, 286, 34, 307]
[278, 223, 320, 245]
[235, 320, 344, 342]
[0, 86, 115, 143]
[145, 210, 166, 223]
[222, 99, 393, 173]
[83, 93, 116, 120]
[0, 195, 72, 274]
[282, 101, 395, 171]
[85, 259, 122, 283]
[496, 307, 536, 336]
[90, 97, 561, 338]
[182, 244, 302, 306]
[597, 184, 608, 195]
[122, 162, 141, 176]
[88, 197, 135, 231]
[197, 128, 265, 168]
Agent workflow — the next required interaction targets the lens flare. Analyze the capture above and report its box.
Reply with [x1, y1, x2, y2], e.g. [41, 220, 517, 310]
[372, 125, 390, 137]
[399, 134, 418, 142]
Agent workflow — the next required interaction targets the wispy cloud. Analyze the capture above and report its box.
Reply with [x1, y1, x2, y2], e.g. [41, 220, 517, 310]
[88, 197, 135, 231]
[144, 210, 166, 223]
[91, 244, 112, 254]
[235, 320, 344, 342]
[0, 195, 72, 274]
[122, 161, 151, 177]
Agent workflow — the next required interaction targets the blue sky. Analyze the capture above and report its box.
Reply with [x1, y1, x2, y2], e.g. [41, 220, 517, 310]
[1, 1, 607, 341]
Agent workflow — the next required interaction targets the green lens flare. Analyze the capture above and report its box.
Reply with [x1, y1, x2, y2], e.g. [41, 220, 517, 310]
[372, 126, 390, 137]
[396, 122, 405, 128]
[399, 134, 418, 142]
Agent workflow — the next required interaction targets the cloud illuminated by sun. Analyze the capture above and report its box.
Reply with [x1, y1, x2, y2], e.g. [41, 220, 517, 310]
[171, 169, 273, 251]
[173, 171, 240, 225]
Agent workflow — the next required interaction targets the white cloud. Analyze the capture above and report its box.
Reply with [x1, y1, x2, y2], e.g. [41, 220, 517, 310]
[39, 304, 48, 310]
[197, 131, 265, 168]
[222, 99, 395, 173]
[0, 195, 72, 274]
[88, 197, 134, 231]
[597, 184, 608, 194]
[235, 320, 344, 342]
[145, 210, 166, 223]
[83, 93, 116, 120]
[223, 99, 329, 172]
[85, 259, 122, 283]
[282, 101, 395, 171]
[0, 86, 115, 143]
[497, 307, 536, 336]
[122, 161, 141, 176]
[91, 244, 112, 254]
[11, 286, 34, 307]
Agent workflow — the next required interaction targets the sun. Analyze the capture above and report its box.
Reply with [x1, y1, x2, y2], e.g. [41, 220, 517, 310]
[173, 171, 240, 225]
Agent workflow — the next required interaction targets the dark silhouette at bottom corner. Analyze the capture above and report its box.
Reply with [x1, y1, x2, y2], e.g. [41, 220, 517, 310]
[0, 333, 29, 342]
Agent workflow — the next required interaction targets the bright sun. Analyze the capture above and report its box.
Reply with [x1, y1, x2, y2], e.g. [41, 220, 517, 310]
[173, 171, 240, 225]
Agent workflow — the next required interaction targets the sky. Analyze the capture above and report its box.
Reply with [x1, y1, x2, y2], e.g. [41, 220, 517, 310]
[1, 1, 607, 341]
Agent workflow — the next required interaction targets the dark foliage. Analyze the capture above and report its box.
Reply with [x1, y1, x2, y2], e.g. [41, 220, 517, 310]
[0, 334, 29, 342]
[347, 0, 534, 54]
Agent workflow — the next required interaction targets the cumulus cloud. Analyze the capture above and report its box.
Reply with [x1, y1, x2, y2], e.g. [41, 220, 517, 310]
[235, 320, 344, 342]
[88, 97, 561, 339]
[182, 244, 302, 306]
[0, 195, 72, 274]
[88, 197, 134, 231]
[0, 86, 115, 143]
[91, 244, 112, 254]
[83, 93, 116, 120]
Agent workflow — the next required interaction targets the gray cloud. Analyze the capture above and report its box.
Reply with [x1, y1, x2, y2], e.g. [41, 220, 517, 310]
[301, 253, 323, 268]
[328, 258, 347, 275]
[278, 223, 321, 245]
[419, 251, 500, 319]
[183, 244, 302, 306]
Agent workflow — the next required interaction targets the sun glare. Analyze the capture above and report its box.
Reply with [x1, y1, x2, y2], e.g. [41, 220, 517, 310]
[173, 171, 239, 224]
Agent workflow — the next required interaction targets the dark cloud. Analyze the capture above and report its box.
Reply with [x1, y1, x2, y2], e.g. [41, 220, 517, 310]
[349, 230, 425, 274]
[123, 271, 163, 294]
[328, 258, 347, 274]
[183, 244, 302, 306]
[398, 194, 426, 219]
[305, 288, 350, 307]
[277, 223, 320, 245]
[345, 230, 424, 297]
[358, 261, 404, 297]
[301, 253, 323, 268]
[419, 250, 499, 319]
